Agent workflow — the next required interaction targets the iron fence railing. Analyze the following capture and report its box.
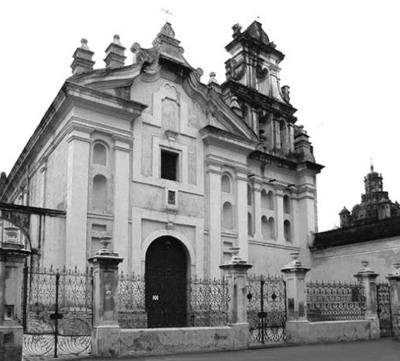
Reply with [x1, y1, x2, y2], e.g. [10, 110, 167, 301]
[246, 275, 286, 343]
[117, 273, 229, 328]
[306, 280, 366, 322]
[23, 266, 93, 358]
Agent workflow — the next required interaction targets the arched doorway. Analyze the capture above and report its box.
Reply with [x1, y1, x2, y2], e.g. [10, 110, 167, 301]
[145, 236, 188, 327]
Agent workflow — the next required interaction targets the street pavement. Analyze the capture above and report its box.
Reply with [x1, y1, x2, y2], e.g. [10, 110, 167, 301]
[53, 338, 400, 361]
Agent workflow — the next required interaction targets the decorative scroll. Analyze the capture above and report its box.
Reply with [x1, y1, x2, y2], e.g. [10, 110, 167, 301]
[22, 266, 93, 358]
[247, 275, 286, 343]
[306, 280, 366, 322]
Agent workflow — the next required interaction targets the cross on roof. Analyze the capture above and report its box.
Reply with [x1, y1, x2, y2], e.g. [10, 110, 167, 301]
[161, 8, 174, 22]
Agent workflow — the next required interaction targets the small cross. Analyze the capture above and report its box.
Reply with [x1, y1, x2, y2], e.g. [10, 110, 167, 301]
[161, 8, 173, 22]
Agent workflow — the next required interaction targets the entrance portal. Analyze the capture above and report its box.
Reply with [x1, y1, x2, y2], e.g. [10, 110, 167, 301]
[145, 236, 187, 327]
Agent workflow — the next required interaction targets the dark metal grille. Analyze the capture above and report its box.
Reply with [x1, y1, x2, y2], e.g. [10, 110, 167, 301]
[118, 273, 147, 328]
[247, 275, 286, 343]
[187, 278, 229, 326]
[377, 282, 393, 337]
[22, 266, 93, 358]
[117, 274, 229, 328]
[306, 280, 366, 322]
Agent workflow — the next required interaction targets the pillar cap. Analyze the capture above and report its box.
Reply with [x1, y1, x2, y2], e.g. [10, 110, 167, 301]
[354, 260, 379, 278]
[281, 251, 310, 273]
[387, 262, 400, 278]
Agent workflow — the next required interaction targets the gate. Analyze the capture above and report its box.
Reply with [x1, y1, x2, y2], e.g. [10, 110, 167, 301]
[22, 265, 93, 358]
[377, 282, 393, 337]
[247, 275, 286, 344]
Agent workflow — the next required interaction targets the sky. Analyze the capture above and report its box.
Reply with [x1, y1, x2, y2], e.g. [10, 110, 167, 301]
[1, 0, 399, 232]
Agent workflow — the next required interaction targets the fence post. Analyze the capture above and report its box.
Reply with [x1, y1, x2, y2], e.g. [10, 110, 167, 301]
[219, 247, 252, 350]
[0, 240, 31, 361]
[387, 262, 400, 339]
[88, 237, 123, 357]
[280, 252, 310, 342]
[354, 260, 380, 339]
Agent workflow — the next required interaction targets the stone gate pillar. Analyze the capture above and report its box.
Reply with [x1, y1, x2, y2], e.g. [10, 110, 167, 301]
[354, 260, 380, 339]
[0, 240, 31, 361]
[387, 262, 400, 339]
[219, 248, 252, 350]
[88, 238, 123, 357]
[280, 252, 310, 342]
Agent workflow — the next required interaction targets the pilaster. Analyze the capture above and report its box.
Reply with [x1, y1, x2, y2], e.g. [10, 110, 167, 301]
[236, 171, 249, 261]
[113, 138, 130, 273]
[207, 163, 222, 278]
[252, 179, 262, 240]
[66, 128, 91, 269]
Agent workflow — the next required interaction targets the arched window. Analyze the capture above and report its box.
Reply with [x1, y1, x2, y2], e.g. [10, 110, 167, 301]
[248, 212, 253, 236]
[269, 217, 275, 238]
[93, 143, 107, 166]
[283, 195, 291, 214]
[267, 191, 274, 210]
[222, 202, 233, 230]
[93, 175, 107, 210]
[284, 220, 291, 242]
[247, 185, 252, 206]
[221, 174, 231, 193]
[262, 216, 275, 239]
[262, 190, 275, 210]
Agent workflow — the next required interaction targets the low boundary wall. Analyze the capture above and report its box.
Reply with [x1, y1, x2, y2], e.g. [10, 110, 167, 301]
[286, 319, 380, 344]
[93, 324, 249, 357]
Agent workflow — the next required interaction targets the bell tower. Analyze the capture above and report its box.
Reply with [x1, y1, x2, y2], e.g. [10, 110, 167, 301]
[222, 21, 301, 157]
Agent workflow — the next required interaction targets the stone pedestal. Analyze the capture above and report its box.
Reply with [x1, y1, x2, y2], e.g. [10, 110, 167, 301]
[354, 261, 380, 339]
[0, 244, 31, 361]
[219, 249, 252, 350]
[88, 247, 123, 357]
[280, 252, 310, 343]
[387, 263, 400, 339]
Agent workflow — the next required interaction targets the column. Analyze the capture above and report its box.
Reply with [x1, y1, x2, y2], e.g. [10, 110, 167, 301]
[236, 170, 248, 261]
[207, 163, 222, 279]
[113, 137, 131, 273]
[275, 187, 284, 242]
[88, 244, 123, 357]
[252, 179, 262, 240]
[66, 127, 92, 269]
[354, 261, 380, 339]
[386, 263, 400, 339]
[220, 250, 252, 350]
[0, 242, 31, 361]
[280, 252, 311, 343]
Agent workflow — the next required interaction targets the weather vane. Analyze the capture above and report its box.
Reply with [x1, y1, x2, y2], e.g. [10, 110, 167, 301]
[161, 8, 173, 22]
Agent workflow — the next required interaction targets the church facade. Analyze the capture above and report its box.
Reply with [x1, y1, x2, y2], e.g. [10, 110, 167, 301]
[0, 22, 322, 279]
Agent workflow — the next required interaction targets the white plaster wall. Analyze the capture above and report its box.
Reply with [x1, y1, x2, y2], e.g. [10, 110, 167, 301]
[310, 236, 400, 282]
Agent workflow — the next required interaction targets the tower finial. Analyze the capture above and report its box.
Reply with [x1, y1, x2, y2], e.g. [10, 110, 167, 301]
[370, 157, 374, 173]
[161, 8, 173, 23]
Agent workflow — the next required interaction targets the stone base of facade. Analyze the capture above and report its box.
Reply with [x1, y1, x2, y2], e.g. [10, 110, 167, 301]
[0, 324, 23, 361]
[92, 326, 247, 357]
[286, 319, 380, 344]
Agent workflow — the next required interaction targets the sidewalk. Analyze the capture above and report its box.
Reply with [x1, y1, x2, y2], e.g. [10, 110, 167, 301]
[41, 338, 400, 361]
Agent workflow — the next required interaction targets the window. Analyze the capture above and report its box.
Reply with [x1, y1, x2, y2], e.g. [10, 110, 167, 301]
[221, 174, 231, 193]
[222, 202, 234, 230]
[93, 143, 107, 166]
[283, 195, 291, 214]
[262, 216, 275, 239]
[247, 185, 252, 206]
[161, 149, 179, 181]
[248, 213, 253, 236]
[262, 190, 275, 210]
[284, 220, 291, 242]
[93, 175, 107, 210]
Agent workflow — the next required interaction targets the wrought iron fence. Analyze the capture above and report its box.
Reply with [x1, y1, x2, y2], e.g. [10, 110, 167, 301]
[377, 282, 393, 337]
[306, 280, 366, 322]
[247, 275, 286, 343]
[22, 265, 93, 358]
[117, 274, 229, 328]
